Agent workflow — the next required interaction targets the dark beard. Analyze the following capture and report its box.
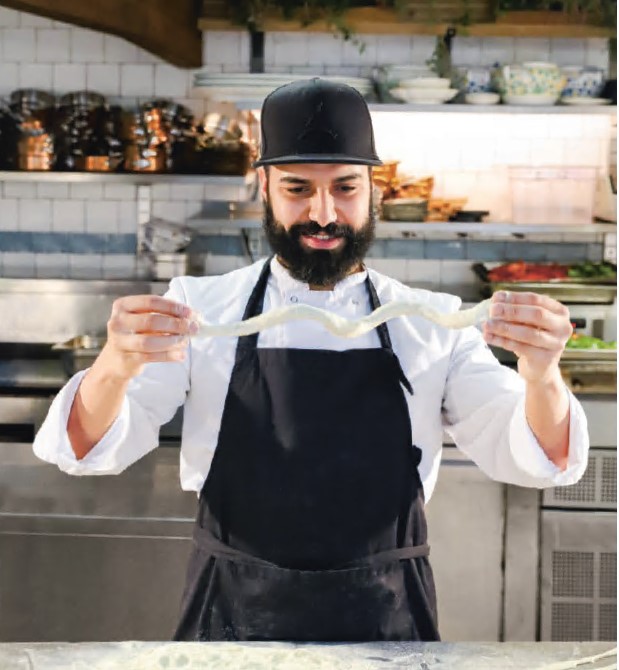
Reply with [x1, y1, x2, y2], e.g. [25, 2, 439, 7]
[262, 196, 376, 287]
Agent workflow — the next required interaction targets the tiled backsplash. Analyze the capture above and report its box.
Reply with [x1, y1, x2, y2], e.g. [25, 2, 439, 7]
[0, 7, 614, 281]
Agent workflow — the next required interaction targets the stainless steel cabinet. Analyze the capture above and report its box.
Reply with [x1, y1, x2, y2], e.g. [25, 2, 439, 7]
[0, 444, 196, 642]
[425, 447, 506, 642]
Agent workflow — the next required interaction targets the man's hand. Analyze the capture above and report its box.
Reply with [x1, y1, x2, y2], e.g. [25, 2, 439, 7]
[482, 290, 573, 383]
[68, 294, 196, 459]
[98, 295, 197, 381]
[482, 290, 574, 469]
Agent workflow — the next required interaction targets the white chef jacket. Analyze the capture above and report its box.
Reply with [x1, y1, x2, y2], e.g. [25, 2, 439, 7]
[34, 257, 590, 502]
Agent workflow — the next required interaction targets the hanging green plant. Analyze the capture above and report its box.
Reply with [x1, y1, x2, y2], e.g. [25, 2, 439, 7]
[226, 0, 368, 47]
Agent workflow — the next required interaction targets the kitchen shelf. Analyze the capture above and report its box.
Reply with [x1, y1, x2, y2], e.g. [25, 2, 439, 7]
[188, 218, 615, 237]
[228, 99, 617, 113]
[0, 171, 256, 186]
[198, 7, 615, 38]
[0, 170, 259, 206]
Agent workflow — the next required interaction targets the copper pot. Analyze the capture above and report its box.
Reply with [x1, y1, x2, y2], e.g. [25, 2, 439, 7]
[74, 155, 123, 172]
[17, 153, 53, 171]
[123, 144, 166, 172]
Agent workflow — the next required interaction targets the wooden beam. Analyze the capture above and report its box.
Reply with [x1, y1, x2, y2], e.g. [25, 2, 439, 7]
[0, 0, 202, 68]
[198, 5, 614, 38]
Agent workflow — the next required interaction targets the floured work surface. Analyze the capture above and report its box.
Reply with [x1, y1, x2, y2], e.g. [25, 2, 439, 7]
[0, 641, 615, 670]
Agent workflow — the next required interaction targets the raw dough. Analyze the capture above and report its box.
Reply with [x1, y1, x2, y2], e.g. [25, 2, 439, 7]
[194, 298, 492, 339]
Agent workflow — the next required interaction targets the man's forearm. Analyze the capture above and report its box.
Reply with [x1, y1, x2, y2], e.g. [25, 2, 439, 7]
[524, 370, 570, 470]
[67, 351, 130, 460]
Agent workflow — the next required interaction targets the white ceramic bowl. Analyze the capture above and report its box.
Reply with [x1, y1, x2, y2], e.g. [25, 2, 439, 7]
[392, 87, 459, 104]
[465, 92, 500, 105]
[398, 77, 452, 89]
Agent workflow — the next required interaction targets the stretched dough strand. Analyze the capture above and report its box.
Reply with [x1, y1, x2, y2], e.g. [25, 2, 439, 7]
[194, 298, 492, 339]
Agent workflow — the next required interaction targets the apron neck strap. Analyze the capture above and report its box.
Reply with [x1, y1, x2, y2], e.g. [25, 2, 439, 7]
[237, 257, 394, 354]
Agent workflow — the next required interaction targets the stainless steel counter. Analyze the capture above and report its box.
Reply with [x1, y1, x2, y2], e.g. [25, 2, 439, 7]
[0, 641, 615, 669]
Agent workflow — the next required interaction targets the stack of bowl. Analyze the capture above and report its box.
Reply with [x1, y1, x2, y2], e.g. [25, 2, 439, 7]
[391, 77, 459, 105]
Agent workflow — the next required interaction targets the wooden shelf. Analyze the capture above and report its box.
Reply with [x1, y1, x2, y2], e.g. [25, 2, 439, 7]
[198, 6, 615, 38]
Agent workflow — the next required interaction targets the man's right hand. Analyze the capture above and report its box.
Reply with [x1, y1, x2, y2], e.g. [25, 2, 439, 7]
[97, 294, 197, 381]
[68, 294, 197, 460]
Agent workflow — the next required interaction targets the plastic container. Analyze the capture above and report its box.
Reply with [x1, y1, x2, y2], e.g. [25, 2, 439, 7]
[508, 166, 597, 225]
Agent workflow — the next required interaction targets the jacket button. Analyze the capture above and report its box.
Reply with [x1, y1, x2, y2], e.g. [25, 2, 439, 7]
[290, 295, 298, 303]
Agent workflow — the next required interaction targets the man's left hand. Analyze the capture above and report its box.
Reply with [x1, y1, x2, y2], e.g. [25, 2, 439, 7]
[482, 291, 573, 385]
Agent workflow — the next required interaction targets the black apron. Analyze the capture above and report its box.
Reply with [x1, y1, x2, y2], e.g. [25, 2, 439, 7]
[173, 260, 440, 642]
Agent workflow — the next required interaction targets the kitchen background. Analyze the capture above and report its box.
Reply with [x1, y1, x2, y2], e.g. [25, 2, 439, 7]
[0, 1, 616, 647]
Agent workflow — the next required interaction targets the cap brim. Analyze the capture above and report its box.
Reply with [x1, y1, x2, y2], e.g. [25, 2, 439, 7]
[253, 154, 383, 168]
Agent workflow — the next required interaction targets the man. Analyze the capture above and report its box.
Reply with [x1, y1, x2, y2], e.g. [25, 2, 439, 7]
[34, 78, 589, 642]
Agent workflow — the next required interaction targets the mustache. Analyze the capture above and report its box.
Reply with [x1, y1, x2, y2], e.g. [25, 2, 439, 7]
[289, 221, 353, 238]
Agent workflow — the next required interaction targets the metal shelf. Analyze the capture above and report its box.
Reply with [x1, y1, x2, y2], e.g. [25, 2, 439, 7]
[0, 171, 256, 186]
[187, 218, 616, 237]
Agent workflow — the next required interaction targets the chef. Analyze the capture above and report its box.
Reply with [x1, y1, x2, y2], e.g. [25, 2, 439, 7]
[34, 78, 589, 642]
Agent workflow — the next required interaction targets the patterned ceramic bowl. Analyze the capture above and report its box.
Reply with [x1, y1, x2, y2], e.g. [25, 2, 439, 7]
[456, 66, 494, 93]
[561, 66, 605, 98]
[493, 62, 566, 99]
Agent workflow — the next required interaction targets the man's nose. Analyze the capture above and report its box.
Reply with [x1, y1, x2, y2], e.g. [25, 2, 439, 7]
[308, 189, 337, 227]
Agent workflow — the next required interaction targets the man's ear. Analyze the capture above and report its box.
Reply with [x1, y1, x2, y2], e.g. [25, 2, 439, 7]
[257, 166, 268, 203]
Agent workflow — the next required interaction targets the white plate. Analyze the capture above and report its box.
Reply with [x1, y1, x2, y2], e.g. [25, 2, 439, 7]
[503, 94, 559, 106]
[561, 96, 612, 106]
[465, 92, 500, 105]
[392, 87, 458, 104]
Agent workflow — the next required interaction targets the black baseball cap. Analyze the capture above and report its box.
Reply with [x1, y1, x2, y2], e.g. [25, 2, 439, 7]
[253, 77, 383, 168]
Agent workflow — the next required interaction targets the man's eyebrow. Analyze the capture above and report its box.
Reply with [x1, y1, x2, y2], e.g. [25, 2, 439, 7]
[278, 173, 363, 185]
[334, 173, 363, 183]
[279, 176, 311, 185]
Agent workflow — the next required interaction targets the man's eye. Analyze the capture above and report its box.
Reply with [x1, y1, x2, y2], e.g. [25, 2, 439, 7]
[337, 185, 356, 193]
[287, 187, 309, 194]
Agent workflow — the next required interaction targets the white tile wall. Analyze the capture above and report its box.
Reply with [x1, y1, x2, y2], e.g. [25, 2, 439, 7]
[550, 38, 587, 67]
[0, 198, 18, 231]
[451, 37, 483, 67]
[35, 252, 69, 278]
[52, 200, 85, 233]
[20, 13, 52, 28]
[0, 6, 612, 279]
[3, 252, 35, 277]
[3, 28, 35, 62]
[68, 253, 104, 279]
[86, 201, 119, 233]
[36, 28, 71, 63]
[53, 63, 86, 93]
[120, 64, 155, 97]
[20, 63, 53, 89]
[86, 64, 121, 95]
[71, 28, 104, 63]
[514, 37, 550, 63]
[0, 7, 19, 27]
[19, 200, 51, 231]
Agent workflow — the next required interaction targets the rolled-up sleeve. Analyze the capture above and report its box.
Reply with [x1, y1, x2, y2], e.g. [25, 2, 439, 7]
[33, 278, 191, 476]
[442, 325, 590, 488]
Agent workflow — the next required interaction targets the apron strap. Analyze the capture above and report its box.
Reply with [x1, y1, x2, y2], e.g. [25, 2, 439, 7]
[193, 523, 429, 569]
[235, 257, 274, 358]
[365, 272, 414, 396]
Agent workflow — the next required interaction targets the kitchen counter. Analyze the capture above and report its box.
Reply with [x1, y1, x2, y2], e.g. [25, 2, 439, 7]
[0, 641, 615, 670]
